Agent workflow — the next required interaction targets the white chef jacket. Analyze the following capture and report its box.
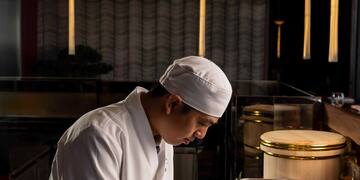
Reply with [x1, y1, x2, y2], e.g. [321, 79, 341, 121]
[49, 87, 174, 180]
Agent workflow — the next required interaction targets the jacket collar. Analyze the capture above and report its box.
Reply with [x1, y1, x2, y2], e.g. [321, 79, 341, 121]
[124, 87, 159, 169]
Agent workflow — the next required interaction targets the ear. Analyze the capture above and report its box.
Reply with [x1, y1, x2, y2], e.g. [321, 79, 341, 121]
[164, 94, 182, 115]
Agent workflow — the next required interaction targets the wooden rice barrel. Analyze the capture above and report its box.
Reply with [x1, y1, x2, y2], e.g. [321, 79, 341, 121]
[260, 130, 346, 180]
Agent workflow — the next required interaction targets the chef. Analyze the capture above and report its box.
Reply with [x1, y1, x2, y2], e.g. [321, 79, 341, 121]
[49, 56, 232, 180]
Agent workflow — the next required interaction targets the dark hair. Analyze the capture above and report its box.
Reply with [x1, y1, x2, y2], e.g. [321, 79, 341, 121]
[148, 83, 170, 97]
[148, 83, 195, 113]
[180, 102, 194, 113]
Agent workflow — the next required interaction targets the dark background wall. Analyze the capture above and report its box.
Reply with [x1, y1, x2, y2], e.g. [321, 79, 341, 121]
[0, 0, 21, 76]
[0, 0, 358, 99]
[268, 0, 353, 96]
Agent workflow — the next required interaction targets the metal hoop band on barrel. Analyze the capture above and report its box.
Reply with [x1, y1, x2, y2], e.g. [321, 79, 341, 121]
[242, 111, 274, 118]
[260, 140, 346, 151]
[262, 150, 342, 160]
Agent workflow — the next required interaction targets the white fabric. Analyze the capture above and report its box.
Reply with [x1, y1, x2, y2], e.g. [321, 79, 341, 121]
[160, 56, 232, 117]
[49, 87, 173, 180]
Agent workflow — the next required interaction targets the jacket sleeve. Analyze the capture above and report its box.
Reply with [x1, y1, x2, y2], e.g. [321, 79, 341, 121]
[51, 126, 122, 180]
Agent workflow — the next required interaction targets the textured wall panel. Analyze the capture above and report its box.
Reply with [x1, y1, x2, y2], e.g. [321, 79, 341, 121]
[37, 0, 268, 81]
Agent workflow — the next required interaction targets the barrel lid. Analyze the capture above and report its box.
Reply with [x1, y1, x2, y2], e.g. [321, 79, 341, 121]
[260, 130, 346, 158]
[241, 104, 274, 123]
[243, 104, 274, 114]
[241, 104, 301, 124]
[242, 104, 299, 117]
[260, 130, 346, 151]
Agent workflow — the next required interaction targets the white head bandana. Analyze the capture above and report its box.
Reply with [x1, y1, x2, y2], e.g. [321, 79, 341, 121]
[159, 56, 232, 117]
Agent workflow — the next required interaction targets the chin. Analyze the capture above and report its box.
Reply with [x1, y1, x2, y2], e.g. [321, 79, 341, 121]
[162, 138, 182, 146]
[168, 141, 183, 146]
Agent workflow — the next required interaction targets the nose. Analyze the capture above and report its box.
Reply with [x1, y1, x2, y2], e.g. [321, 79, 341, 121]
[194, 127, 208, 140]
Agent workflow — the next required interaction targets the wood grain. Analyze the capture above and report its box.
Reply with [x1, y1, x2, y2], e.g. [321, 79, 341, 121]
[325, 103, 360, 145]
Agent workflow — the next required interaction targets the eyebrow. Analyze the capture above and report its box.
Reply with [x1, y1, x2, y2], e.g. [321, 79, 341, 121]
[201, 117, 217, 125]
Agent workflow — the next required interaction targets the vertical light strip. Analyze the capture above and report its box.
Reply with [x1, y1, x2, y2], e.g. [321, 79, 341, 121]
[274, 21, 284, 59]
[303, 0, 311, 59]
[198, 0, 206, 57]
[328, 0, 339, 62]
[68, 0, 75, 55]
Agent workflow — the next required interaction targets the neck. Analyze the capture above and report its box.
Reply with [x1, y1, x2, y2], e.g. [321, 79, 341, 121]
[154, 135, 162, 145]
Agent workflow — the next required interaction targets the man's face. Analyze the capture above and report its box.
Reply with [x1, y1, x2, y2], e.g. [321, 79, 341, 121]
[160, 100, 219, 145]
